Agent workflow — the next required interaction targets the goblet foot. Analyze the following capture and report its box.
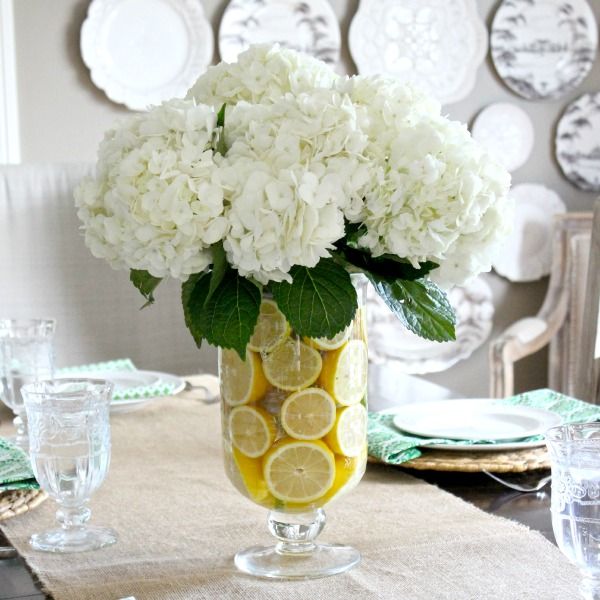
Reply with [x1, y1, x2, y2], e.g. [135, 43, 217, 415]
[235, 543, 361, 579]
[30, 526, 117, 553]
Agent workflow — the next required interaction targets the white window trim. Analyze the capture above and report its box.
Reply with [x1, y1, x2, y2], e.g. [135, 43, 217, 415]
[0, 0, 20, 164]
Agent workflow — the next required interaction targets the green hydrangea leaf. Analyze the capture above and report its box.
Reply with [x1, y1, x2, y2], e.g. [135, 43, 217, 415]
[181, 272, 211, 347]
[271, 258, 357, 339]
[369, 276, 456, 342]
[204, 242, 228, 306]
[130, 270, 162, 308]
[200, 270, 261, 359]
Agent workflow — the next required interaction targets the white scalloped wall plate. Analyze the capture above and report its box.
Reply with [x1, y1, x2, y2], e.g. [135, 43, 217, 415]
[493, 183, 566, 282]
[471, 103, 535, 172]
[348, 0, 487, 105]
[81, 0, 214, 111]
[491, 0, 597, 100]
[367, 276, 494, 374]
[218, 0, 341, 66]
[556, 92, 600, 193]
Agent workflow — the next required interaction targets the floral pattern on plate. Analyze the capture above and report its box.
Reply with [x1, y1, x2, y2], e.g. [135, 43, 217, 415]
[218, 0, 341, 65]
[491, 0, 597, 100]
[556, 92, 600, 192]
[348, 0, 487, 105]
[367, 277, 494, 374]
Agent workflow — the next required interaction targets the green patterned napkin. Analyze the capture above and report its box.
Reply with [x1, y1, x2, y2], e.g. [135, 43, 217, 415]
[368, 389, 600, 465]
[58, 359, 180, 401]
[0, 438, 38, 491]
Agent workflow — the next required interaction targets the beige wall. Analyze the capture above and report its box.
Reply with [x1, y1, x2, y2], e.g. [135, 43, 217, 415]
[9, 0, 600, 396]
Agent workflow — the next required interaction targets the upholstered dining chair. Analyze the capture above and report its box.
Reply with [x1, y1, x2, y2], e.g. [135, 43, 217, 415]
[0, 163, 216, 375]
[489, 201, 600, 403]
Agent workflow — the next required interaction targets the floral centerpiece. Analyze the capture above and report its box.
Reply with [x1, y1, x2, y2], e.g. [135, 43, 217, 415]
[75, 45, 511, 578]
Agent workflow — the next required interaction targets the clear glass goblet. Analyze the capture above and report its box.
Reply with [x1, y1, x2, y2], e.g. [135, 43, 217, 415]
[21, 378, 117, 553]
[0, 319, 55, 450]
[547, 423, 600, 599]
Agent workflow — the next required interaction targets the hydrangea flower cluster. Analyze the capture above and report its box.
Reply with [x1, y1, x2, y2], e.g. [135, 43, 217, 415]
[76, 45, 511, 288]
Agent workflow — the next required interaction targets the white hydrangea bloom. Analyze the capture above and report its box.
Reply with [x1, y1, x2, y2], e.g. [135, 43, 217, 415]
[187, 44, 340, 107]
[219, 91, 369, 283]
[356, 114, 512, 288]
[75, 100, 227, 280]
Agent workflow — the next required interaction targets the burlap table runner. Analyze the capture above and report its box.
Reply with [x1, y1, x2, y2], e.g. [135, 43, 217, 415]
[0, 396, 580, 599]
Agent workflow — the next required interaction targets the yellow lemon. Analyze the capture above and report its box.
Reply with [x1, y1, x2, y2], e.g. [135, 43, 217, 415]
[221, 348, 269, 406]
[229, 405, 276, 458]
[325, 403, 368, 457]
[230, 447, 276, 508]
[263, 438, 335, 503]
[262, 339, 322, 392]
[280, 388, 336, 440]
[319, 340, 368, 406]
[305, 325, 351, 351]
[248, 299, 290, 353]
[320, 449, 367, 505]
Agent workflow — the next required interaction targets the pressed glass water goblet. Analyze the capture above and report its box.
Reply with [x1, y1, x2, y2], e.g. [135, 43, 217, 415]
[0, 318, 55, 450]
[547, 423, 600, 599]
[21, 378, 117, 553]
[220, 276, 368, 579]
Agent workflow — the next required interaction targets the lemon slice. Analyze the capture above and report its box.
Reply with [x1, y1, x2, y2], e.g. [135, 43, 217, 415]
[319, 340, 368, 406]
[221, 348, 269, 406]
[321, 449, 367, 505]
[280, 388, 336, 440]
[248, 299, 290, 352]
[305, 325, 351, 351]
[263, 439, 335, 503]
[229, 405, 276, 458]
[262, 339, 322, 391]
[230, 447, 276, 508]
[325, 404, 367, 457]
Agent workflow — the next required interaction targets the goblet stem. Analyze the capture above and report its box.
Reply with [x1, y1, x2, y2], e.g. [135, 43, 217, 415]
[581, 576, 600, 599]
[269, 508, 325, 555]
[13, 413, 29, 451]
[56, 505, 91, 531]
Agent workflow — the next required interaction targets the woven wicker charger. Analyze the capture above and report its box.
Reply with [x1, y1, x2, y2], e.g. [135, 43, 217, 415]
[0, 488, 48, 521]
[392, 446, 551, 473]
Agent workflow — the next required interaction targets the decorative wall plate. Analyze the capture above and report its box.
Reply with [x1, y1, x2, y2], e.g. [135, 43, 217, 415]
[491, 0, 597, 100]
[81, 0, 214, 111]
[348, 0, 487, 105]
[493, 183, 566, 282]
[556, 92, 600, 192]
[218, 0, 341, 65]
[367, 277, 494, 374]
[471, 103, 534, 172]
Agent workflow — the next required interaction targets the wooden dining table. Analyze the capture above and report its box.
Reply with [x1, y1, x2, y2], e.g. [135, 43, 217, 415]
[0, 370, 578, 600]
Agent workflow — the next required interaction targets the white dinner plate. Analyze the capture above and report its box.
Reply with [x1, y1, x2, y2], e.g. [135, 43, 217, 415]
[471, 103, 534, 172]
[492, 183, 566, 282]
[81, 0, 213, 110]
[388, 399, 562, 443]
[57, 370, 185, 413]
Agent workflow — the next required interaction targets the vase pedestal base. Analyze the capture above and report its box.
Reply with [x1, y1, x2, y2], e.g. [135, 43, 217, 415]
[234, 542, 361, 580]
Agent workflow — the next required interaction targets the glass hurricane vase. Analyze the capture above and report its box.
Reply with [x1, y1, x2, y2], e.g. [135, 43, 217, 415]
[219, 276, 368, 579]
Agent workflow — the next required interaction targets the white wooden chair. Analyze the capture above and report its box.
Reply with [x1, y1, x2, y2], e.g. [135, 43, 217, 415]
[0, 163, 216, 375]
[489, 201, 600, 403]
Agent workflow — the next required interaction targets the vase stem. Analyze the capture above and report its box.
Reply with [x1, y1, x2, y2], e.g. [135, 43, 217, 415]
[268, 509, 326, 555]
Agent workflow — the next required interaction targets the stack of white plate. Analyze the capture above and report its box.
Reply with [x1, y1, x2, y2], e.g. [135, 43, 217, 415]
[385, 399, 562, 451]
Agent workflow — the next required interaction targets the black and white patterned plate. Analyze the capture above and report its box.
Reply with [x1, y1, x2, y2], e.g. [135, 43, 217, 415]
[491, 0, 597, 100]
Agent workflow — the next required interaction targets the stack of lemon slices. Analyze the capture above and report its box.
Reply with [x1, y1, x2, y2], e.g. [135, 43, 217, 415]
[222, 300, 368, 511]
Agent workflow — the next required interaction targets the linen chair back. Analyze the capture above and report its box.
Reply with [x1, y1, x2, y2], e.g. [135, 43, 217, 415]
[575, 199, 600, 403]
[489, 211, 593, 399]
[0, 163, 215, 375]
